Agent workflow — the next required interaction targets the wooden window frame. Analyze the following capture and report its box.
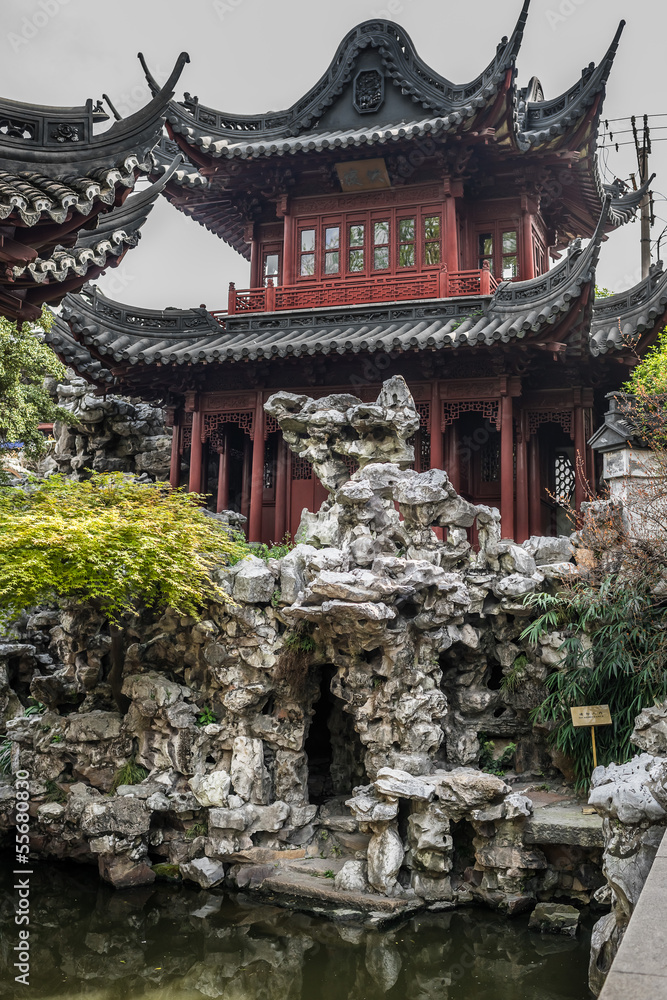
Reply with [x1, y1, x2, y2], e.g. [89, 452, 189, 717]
[476, 222, 521, 280]
[294, 205, 443, 282]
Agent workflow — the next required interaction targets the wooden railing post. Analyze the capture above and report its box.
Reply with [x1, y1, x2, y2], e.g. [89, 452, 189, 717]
[265, 278, 276, 312]
[228, 282, 237, 314]
[481, 262, 492, 295]
[439, 264, 449, 298]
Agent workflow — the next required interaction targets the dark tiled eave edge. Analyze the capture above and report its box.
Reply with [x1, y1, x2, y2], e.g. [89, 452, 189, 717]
[591, 263, 667, 355]
[516, 21, 625, 150]
[50, 198, 610, 383]
[12, 158, 181, 285]
[0, 53, 189, 177]
[155, 5, 529, 158]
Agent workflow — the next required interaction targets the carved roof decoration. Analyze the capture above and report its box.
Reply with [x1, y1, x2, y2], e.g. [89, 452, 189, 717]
[155, 7, 530, 162]
[590, 263, 667, 356]
[515, 21, 625, 150]
[51, 201, 619, 390]
[0, 53, 189, 177]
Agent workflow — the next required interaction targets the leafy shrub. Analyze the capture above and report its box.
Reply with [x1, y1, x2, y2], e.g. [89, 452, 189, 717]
[196, 706, 217, 727]
[478, 737, 516, 776]
[523, 573, 667, 788]
[623, 328, 667, 396]
[0, 472, 247, 626]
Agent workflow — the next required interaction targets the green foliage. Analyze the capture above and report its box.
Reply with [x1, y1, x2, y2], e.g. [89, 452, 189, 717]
[0, 309, 72, 458]
[276, 624, 317, 699]
[323, 869, 336, 879]
[478, 737, 517, 776]
[185, 822, 208, 840]
[501, 654, 528, 694]
[44, 779, 66, 804]
[623, 327, 667, 396]
[0, 739, 11, 775]
[0, 700, 46, 774]
[0, 472, 247, 626]
[270, 589, 282, 608]
[152, 863, 181, 880]
[595, 286, 615, 299]
[196, 706, 217, 727]
[230, 533, 294, 565]
[523, 576, 667, 788]
[110, 759, 149, 793]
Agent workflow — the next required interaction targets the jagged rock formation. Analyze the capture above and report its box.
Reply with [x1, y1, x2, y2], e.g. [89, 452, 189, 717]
[588, 723, 667, 995]
[1, 377, 597, 917]
[48, 374, 172, 480]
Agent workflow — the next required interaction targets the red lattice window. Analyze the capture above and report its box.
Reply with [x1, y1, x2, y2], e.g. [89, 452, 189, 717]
[554, 452, 575, 503]
[292, 454, 313, 480]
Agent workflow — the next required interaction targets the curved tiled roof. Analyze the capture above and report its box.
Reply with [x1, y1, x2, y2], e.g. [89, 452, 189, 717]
[51, 200, 611, 388]
[155, 9, 529, 160]
[516, 21, 624, 150]
[12, 159, 181, 286]
[0, 53, 189, 178]
[590, 264, 667, 355]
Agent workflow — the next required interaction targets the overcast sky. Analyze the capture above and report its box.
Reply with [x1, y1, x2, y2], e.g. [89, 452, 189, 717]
[4, 0, 666, 308]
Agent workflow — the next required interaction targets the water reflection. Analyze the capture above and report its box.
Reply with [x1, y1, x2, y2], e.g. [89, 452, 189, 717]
[0, 858, 591, 1000]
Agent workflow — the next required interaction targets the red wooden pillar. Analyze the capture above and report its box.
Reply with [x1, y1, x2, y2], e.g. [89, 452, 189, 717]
[528, 431, 541, 536]
[188, 410, 204, 494]
[520, 193, 536, 280]
[574, 404, 586, 510]
[446, 422, 461, 493]
[248, 392, 265, 543]
[274, 437, 288, 542]
[429, 383, 443, 471]
[515, 411, 530, 543]
[500, 395, 514, 539]
[443, 177, 461, 272]
[241, 436, 252, 525]
[282, 203, 295, 287]
[169, 420, 180, 488]
[216, 428, 230, 513]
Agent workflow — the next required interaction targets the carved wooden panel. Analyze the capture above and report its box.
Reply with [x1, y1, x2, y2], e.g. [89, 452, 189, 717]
[442, 400, 500, 431]
[292, 454, 313, 480]
[202, 411, 254, 443]
[527, 410, 573, 438]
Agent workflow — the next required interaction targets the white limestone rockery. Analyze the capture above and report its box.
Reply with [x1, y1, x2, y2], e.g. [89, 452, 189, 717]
[0, 376, 600, 920]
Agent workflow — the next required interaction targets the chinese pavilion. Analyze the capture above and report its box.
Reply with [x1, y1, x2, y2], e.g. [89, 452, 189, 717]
[44, 4, 667, 544]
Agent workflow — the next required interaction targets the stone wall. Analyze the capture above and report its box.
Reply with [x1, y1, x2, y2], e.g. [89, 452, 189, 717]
[49, 375, 173, 480]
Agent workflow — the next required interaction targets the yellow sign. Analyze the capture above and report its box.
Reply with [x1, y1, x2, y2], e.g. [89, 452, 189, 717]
[335, 158, 391, 192]
[570, 705, 612, 727]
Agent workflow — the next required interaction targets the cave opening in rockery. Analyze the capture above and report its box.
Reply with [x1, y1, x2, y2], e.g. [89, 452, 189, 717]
[304, 666, 366, 805]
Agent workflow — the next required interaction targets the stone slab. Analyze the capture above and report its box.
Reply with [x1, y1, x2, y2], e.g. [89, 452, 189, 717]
[601, 971, 667, 999]
[600, 833, 667, 999]
[524, 804, 604, 848]
[248, 867, 422, 918]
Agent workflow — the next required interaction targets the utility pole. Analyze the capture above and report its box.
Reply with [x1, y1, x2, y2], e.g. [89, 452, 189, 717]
[632, 115, 652, 279]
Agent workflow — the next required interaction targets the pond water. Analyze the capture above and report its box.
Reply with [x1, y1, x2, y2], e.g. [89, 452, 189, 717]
[0, 857, 593, 1000]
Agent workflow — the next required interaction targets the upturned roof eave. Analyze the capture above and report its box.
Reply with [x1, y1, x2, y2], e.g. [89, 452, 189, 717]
[157, 5, 530, 155]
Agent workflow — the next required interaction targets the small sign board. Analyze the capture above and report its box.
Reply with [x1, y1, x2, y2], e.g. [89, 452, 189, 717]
[335, 158, 391, 192]
[570, 705, 612, 727]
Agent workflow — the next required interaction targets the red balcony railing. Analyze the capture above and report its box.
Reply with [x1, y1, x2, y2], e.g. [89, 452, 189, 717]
[225, 264, 497, 316]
